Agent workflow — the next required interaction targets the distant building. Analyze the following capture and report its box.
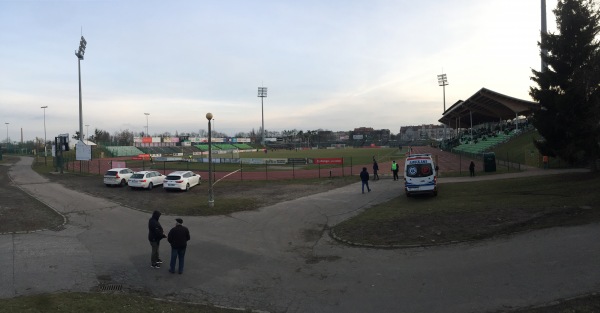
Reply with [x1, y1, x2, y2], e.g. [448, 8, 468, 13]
[350, 127, 391, 145]
[398, 124, 455, 141]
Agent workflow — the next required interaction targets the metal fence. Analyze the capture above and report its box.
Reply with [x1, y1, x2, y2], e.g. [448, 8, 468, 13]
[62, 157, 370, 182]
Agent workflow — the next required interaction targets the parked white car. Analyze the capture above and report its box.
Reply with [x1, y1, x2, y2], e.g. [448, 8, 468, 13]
[103, 168, 134, 187]
[128, 170, 165, 190]
[163, 171, 201, 191]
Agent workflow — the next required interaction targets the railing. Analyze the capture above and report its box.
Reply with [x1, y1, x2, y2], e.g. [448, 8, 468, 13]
[62, 157, 370, 181]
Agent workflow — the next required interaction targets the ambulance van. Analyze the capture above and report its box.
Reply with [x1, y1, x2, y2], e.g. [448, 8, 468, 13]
[404, 153, 438, 197]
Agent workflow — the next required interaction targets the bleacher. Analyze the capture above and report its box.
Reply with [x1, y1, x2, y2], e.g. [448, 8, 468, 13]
[233, 143, 254, 150]
[138, 146, 201, 155]
[106, 146, 145, 157]
[452, 131, 515, 154]
[194, 144, 211, 152]
[214, 144, 238, 151]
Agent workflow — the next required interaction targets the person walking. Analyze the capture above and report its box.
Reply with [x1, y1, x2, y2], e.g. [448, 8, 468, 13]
[167, 218, 191, 274]
[391, 160, 399, 181]
[360, 167, 371, 193]
[469, 161, 476, 177]
[372, 160, 379, 180]
[148, 210, 167, 268]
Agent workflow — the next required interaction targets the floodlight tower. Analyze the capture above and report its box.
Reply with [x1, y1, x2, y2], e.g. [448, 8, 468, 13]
[541, 0, 548, 73]
[258, 86, 267, 146]
[144, 113, 150, 136]
[75, 35, 87, 142]
[437, 73, 449, 142]
[4, 122, 9, 150]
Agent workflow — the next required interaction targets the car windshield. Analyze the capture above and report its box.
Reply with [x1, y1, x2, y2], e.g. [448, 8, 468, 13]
[105, 171, 118, 177]
[166, 175, 182, 180]
[131, 174, 145, 179]
[406, 164, 433, 178]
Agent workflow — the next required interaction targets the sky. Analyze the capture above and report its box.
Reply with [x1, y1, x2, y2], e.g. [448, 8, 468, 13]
[0, 0, 558, 143]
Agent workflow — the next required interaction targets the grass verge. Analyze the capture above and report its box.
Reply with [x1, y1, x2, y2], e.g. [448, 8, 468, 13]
[0, 156, 64, 233]
[332, 172, 600, 247]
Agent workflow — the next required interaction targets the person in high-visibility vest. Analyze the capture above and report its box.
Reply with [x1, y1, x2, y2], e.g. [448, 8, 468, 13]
[391, 160, 399, 181]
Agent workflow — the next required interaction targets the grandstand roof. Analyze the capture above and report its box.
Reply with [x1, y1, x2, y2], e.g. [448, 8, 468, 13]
[438, 88, 539, 129]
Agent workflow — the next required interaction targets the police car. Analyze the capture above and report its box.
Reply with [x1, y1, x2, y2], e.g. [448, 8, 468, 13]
[404, 153, 437, 197]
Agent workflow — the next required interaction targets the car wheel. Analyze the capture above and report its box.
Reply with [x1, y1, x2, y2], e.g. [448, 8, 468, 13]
[105, 184, 111, 187]
[185, 183, 190, 191]
[148, 183, 153, 190]
[120, 179, 126, 187]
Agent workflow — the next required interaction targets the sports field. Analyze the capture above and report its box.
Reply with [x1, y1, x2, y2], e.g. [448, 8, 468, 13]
[62, 147, 407, 181]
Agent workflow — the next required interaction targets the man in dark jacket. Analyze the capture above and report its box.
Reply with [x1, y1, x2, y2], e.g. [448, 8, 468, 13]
[167, 218, 191, 274]
[372, 160, 379, 180]
[148, 210, 166, 268]
[360, 167, 371, 194]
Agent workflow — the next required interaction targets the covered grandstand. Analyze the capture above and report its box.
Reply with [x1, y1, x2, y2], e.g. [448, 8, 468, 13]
[439, 88, 539, 153]
[439, 88, 538, 130]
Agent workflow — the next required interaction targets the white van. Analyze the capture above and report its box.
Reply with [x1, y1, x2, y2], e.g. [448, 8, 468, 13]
[404, 153, 437, 197]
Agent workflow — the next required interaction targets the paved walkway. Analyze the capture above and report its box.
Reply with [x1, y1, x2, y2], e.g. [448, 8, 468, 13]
[2, 157, 599, 313]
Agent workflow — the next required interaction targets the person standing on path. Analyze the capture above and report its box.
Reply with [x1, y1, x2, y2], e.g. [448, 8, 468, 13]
[372, 160, 379, 180]
[148, 210, 167, 268]
[391, 160, 399, 181]
[167, 218, 191, 274]
[360, 167, 371, 194]
[469, 161, 476, 177]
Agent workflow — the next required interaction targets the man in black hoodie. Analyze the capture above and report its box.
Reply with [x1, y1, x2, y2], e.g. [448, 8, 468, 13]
[148, 210, 166, 268]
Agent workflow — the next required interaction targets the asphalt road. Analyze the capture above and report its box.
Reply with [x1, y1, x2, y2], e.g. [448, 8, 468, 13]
[1, 156, 599, 313]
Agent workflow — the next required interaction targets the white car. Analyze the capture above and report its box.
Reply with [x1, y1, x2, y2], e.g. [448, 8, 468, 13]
[103, 168, 135, 187]
[163, 171, 201, 191]
[128, 170, 165, 190]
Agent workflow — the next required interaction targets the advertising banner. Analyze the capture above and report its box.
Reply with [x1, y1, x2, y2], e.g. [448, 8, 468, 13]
[288, 158, 307, 165]
[132, 154, 151, 160]
[308, 158, 343, 165]
[240, 158, 287, 165]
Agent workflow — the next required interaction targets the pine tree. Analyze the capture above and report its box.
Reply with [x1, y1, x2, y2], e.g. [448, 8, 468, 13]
[530, 0, 600, 170]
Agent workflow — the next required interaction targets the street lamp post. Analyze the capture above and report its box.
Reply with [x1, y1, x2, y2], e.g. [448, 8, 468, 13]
[437, 73, 449, 143]
[258, 86, 267, 146]
[144, 113, 150, 136]
[206, 112, 214, 208]
[75, 35, 87, 143]
[5, 123, 9, 151]
[41, 106, 48, 165]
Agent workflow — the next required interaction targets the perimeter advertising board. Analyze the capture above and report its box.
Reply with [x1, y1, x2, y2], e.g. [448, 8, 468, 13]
[308, 158, 343, 165]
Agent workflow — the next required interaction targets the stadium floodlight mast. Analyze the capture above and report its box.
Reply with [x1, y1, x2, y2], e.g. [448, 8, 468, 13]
[75, 35, 87, 143]
[41, 106, 48, 165]
[206, 112, 214, 208]
[541, 0, 548, 73]
[258, 86, 267, 146]
[437, 73, 449, 141]
[144, 113, 150, 136]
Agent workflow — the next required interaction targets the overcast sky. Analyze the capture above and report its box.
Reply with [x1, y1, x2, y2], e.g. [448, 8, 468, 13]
[1, 0, 557, 142]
